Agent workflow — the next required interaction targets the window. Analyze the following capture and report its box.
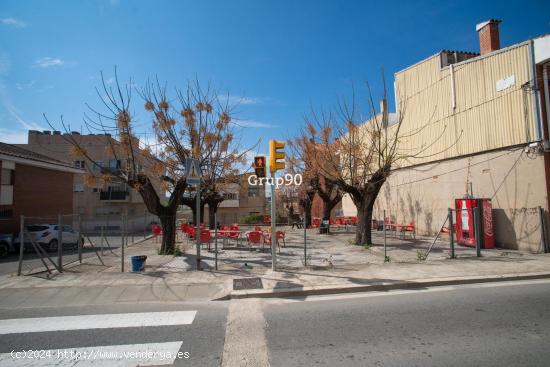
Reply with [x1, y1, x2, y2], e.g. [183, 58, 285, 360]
[109, 160, 121, 170]
[74, 183, 84, 192]
[1, 168, 14, 185]
[248, 187, 260, 197]
[74, 160, 85, 169]
[93, 161, 103, 171]
[223, 193, 238, 200]
[0, 168, 14, 205]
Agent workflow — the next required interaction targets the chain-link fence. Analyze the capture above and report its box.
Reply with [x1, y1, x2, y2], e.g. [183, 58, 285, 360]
[9, 213, 156, 276]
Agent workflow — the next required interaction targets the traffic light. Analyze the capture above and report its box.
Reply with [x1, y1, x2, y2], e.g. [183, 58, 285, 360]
[254, 156, 266, 178]
[269, 140, 285, 174]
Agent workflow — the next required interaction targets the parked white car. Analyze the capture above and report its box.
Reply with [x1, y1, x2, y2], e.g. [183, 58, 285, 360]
[13, 224, 83, 252]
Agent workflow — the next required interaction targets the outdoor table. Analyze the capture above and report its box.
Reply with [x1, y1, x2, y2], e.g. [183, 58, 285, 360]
[213, 230, 243, 248]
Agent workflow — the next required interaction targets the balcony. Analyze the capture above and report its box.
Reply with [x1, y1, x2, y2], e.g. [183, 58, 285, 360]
[99, 190, 129, 201]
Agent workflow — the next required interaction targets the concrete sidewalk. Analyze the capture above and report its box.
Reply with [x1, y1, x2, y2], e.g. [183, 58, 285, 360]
[1, 230, 549, 308]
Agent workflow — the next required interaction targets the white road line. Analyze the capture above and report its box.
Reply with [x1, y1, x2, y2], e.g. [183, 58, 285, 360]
[0, 341, 184, 366]
[0, 311, 196, 335]
[222, 299, 269, 367]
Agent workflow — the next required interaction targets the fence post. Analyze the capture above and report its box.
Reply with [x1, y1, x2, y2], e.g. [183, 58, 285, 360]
[383, 209, 387, 259]
[121, 215, 125, 272]
[214, 212, 218, 271]
[100, 225, 104, 256]
[448, 208, 455, 259]
[473, 207, 481, 257]
[17, 215, 25, 276]
[78, 214, 83, 263]
[304, 214, 307, 266]
[58, 214, 63, 273]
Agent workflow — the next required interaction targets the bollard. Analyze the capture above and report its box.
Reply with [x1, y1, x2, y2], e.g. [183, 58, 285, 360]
[448, 208, 455, 259]
[539, 206, 549, 253]
[473, 207, 481, 257]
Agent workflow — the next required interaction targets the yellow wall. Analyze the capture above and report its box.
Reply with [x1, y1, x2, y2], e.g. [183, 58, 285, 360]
[394, 43, 536, 167]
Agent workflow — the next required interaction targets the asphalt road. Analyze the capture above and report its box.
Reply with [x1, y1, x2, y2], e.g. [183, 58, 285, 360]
[0, 301, 228, 366]
[1, 279, 550, 366]
[263, 279, 550, 367]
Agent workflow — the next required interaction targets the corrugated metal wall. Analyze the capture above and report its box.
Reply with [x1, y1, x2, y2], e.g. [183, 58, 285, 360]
[393, 43, 536, 167]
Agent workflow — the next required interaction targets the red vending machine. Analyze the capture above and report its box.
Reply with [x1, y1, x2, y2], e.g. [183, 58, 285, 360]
[454, 198, 495, 249]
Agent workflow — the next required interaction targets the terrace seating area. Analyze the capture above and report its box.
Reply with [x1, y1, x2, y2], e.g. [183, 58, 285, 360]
[176, 222, 286, 252]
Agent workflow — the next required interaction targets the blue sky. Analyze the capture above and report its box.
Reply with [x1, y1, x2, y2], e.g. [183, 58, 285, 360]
[1, 0, 549, 156]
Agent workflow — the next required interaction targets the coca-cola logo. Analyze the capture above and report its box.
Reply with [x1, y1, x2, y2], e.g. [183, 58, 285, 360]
[483, 201, 493, 236]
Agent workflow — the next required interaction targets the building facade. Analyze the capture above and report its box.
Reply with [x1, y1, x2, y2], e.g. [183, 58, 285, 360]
[20, 130, 159, 233]
[0, 143, 81, 234]
[204, 173, 267, 225]
[344, 20, 550, 252]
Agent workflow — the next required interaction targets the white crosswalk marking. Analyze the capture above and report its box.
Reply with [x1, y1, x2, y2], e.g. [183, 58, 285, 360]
[0, 341, 184, 366]
[0, 311, 197, 335]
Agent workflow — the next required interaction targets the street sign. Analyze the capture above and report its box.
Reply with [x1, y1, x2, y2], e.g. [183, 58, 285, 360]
[185, 158, 200, 185]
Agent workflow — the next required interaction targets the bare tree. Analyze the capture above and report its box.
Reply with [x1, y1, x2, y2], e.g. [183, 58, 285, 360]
[298, 79, 454, 245]
[47, 71, 246, 253]
[295, 81, 403, 245]
[289, 138, 343, 232]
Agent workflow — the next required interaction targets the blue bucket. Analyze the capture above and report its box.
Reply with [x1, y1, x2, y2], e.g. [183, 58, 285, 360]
[131, 255, 147, 272]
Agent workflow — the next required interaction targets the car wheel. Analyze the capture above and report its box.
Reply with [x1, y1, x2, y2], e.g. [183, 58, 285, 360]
[0, 242, 8, 258]
[48, 239, 58, 252]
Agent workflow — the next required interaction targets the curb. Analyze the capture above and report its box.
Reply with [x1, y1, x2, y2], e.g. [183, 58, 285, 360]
[218, 272, 550, 300]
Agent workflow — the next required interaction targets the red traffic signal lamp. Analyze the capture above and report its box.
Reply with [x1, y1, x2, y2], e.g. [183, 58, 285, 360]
[254, 156, 266, 177]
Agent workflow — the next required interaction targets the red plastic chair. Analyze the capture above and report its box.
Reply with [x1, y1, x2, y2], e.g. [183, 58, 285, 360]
[276, 230, 286, 247]
[246, 231, 263, 248]
[263, 231, 281, 253]
[187, 226, 197, 240]
[152, 224, 162, 242]
[311, 218, 321, 228]
[227, 228, 240, 245]
[199, 229, 212, 250]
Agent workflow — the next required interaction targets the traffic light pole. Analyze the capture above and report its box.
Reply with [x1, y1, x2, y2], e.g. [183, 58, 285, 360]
[196, 188, 201, 270]
[271, 172, 277, 271]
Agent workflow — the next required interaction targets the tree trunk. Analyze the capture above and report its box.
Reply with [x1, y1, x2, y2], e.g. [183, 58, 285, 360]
[322, 203, 332, 233]
[207, 200, 222, 229]
[159, 211, 177, 254]
[355, 199, 373, 246]
[130, 174, 186, 255]
[353, 175, 386, 246]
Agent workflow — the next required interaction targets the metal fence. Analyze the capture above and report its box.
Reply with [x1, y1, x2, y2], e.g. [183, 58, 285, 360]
[13, 214, 154, 276]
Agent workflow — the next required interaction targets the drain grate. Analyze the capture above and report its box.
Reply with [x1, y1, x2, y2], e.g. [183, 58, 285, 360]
[233, 277, 263, 290]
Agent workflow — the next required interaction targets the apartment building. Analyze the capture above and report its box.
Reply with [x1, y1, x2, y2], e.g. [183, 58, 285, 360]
[204, 173, 267, 225]
[0, 142, 81, 234]
[20, 130, 159, 233]
[344, 20, 550, 252]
